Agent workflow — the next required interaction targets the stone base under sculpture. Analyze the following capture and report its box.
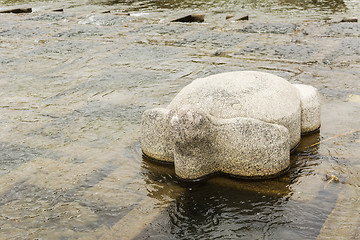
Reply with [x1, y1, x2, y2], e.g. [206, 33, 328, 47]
[141, 71, 321, 180]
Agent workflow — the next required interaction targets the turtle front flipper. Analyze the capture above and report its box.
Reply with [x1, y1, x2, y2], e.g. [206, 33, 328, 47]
[141, 108, 174, 162]
[168, 107, 291, 180]
[293, 84, 321, 134]
[215, 117, 291, 179]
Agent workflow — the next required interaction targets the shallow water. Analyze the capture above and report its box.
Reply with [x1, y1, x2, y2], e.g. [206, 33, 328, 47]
[0, 0, 360, 239]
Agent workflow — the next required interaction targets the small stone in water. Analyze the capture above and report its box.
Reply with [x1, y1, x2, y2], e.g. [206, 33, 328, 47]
[0, 8, 32, 14]
[212, 50, 226, 56]
[348, 94, 360, 103]
[171, 14, 205, 23]
[340, 18, 358, 22]
[236, 15, 249, 21]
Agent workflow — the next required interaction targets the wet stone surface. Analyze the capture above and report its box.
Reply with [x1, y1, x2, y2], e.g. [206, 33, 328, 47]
[0, 142, 57, 176]
[26, 12, 72, 21]
[174, 30, 248, 47]
[238, 23, 299, 34]
[324, 38, 360, 63]
[323, 22, 360, 37]
[235, 42, 318, 61]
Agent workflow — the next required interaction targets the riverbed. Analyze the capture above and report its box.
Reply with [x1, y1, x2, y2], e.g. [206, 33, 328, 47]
[0, 0, 360, 239]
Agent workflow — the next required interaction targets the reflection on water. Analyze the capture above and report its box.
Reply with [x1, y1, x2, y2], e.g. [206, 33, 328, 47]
[0, 0, 357, 20]
[165, 186, 337, 239]
[139, 132, 341, 239]
[279, 0, 347, 11]
[139, 132, 342, 239]
[88, 0, 348, 13]
[0, 0, 58, 5]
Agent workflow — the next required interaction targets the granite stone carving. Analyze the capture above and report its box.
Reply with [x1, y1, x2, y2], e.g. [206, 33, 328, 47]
[141, 71, 321, 180]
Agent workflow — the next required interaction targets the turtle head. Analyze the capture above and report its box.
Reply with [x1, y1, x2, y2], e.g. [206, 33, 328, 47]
[169, 106, 211, 147]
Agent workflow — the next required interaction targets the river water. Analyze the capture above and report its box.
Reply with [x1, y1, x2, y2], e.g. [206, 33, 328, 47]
[0, 0, 360, 239]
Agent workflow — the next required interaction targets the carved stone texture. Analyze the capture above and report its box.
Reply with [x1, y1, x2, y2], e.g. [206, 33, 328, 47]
[141, 71, 321, 180]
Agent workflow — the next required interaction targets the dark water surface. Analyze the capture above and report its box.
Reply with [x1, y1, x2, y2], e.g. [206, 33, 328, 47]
[0, 0, 360, 239]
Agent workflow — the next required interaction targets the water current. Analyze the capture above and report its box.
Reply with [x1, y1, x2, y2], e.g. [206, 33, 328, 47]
[0, 0, 360, 239]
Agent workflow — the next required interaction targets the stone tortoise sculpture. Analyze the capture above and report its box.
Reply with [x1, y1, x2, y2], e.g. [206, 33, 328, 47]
[141, 71, 321, 180]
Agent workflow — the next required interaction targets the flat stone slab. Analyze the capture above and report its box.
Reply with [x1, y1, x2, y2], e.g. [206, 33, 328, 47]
[238, 23, 298, 34]
[141, 71, 321, 180]
[235, 42, 317, 61]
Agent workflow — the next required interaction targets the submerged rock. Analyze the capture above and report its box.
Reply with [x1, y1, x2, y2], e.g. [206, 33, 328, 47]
[236, 15, 249, 21]
[171, 14, 205, 23]
[226, 15, 249, 21]
[340, 18, 358, 22]
[141, 71, 321, 180]
[0, 8, 32, 14]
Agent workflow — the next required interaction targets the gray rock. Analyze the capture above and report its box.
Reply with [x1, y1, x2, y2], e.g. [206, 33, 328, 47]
[141, 71, 321, 180]
[324, 23, 360, 37]
[238, 23, 298, 34]
[235, 42, 317, 61]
